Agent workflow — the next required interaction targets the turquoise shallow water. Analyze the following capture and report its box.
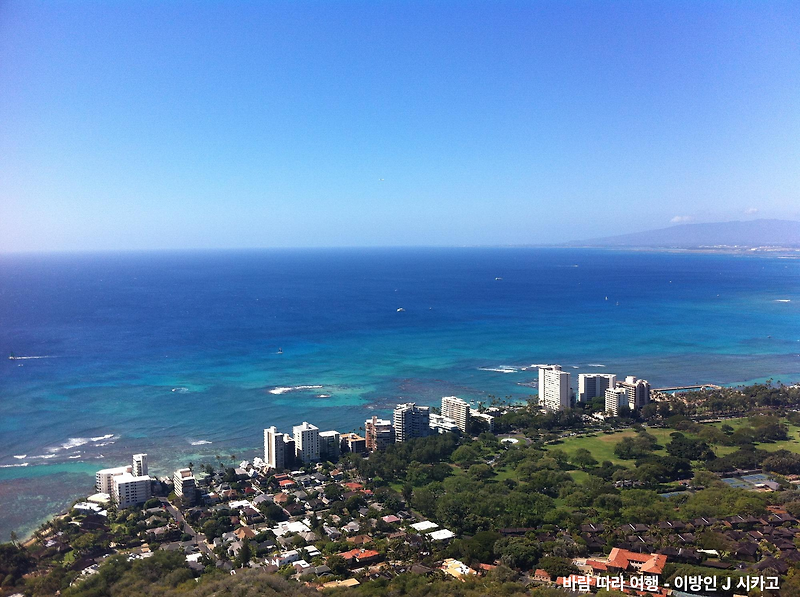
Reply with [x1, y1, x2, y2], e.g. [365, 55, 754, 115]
[0, 248, 798, 538]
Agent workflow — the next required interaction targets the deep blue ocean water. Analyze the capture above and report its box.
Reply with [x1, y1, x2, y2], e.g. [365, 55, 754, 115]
[0, 248, 798, 538]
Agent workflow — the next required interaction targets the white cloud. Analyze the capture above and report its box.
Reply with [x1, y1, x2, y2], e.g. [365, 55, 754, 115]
[670, 215, 695, 224]
[744, 207, 759, 215]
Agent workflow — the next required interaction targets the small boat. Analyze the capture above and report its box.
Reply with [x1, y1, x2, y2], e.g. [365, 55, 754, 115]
[396, 308, 405, 312]
[277, 348, 283, 354]
[9, 352, 16, 360]
[495, 277, 502, 281]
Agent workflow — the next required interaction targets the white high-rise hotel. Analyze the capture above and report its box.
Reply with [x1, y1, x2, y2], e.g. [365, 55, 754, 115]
[604, 376, 651, 415]
[441, 396, 470, 433]
[393, 403, 430, 442]
[95, 465, 132, 494]
[618, 376, 651, 410]
[113, 473, 151, 509]
[96, 454, 151, 509]
[293, 421, 320, 463]
[605, 386, 628, 416]
[539, 365, 571, 411]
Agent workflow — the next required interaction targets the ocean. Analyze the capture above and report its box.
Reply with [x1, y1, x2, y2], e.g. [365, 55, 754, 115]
[0, 248, 798, 539]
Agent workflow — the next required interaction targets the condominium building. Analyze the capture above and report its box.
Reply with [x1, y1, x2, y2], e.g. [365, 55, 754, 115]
[293, 421, 320, 463]
[319, 430, 341, 460]
[264, 426, 286, 470]
[340, 432, 367, 454]
[471, 411, 495, 432]
[539, 365, 571, 411]
[429, 413, 460, 434]
[605, 387, 628, 416]
[112, 472, 152, 509]
[578, 374, 617, 403]
[282, 435, 296, 469]
[618, 376, 652, 410]
[365, 416, 394, 451]
[95, 465, 132, 494]
[132, 453, 148, 477]
[393, 403, 430, 443]
[441, 396, 470, 433]
[174, 468, 197, 505]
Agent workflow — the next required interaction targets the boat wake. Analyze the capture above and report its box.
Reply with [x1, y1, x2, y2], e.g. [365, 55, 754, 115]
[190, 440, 213, 446]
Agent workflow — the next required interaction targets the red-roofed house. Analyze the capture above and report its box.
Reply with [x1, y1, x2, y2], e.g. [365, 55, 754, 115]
[533, 569, 551, 582]
[606, 548, 667, 576]
[340, 548, 381, 566]
[585, 560, 608, 574]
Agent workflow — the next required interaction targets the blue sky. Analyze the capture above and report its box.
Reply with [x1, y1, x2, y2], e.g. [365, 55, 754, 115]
[1, 1, 798, 251]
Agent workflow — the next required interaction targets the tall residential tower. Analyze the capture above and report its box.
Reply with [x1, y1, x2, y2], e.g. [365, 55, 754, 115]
[578, 374, 617, 403]
[293, 421, 320, 463]
[441, 396, 470, 433]
[393, 403, 430, 442]
[539, 365, 571, 411]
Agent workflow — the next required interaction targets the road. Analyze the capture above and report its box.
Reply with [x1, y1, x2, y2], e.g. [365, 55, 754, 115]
[159, 497, 216, 560]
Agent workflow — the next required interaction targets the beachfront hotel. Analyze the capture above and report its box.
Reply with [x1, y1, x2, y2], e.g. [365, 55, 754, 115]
[605, 386, 628, 416]
[95, 465, 132, 494]
[293, 421, 321, 463]
[578, 373, 617, 403]
[618, 376, 652, 410]
[112, 472, 152, 509]
[539, 365, 572, 411]
[441, 396, 470, 433]
[393, 403, 430, 442]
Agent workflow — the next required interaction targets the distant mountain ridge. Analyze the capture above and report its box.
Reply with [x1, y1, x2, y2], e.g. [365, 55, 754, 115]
[569, 219, 800, 249]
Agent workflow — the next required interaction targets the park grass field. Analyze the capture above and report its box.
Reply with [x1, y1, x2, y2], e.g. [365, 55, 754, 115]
[547, 427, 678, 467]
[547, 417, 800, 476]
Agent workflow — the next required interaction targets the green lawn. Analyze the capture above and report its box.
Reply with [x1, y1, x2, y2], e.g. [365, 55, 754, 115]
[706, 417, 800, 454]
[547, 427, 679, 466]
[546, 418, 800, 473]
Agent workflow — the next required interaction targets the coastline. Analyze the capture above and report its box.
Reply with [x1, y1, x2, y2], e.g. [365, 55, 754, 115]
[2, 248, 798, 541]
